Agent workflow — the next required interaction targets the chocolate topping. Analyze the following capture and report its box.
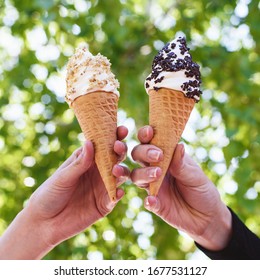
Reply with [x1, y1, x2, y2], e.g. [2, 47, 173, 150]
[145, 37, 202, 102]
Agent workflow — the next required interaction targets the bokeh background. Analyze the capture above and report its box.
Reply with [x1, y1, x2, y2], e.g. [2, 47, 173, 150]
[0, 0, 259, 260]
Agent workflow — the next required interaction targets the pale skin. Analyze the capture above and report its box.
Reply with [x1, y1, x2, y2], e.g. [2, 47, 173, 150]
[0, 126, 129, 260]
[131, 125, 232, 252]
[0, 125, 233, 259]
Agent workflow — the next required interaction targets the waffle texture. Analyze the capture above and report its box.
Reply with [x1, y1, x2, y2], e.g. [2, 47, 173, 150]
[72, 91, 118, 202]
[149, 88, 195, 196]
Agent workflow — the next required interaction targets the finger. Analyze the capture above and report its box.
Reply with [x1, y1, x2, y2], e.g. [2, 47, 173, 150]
[113, 164, 130, 187]
[114, 140, 127, 162]
[117, 125, 128, 141]
[104, 188, 125, 213]
[137, 125, 153, 144]
[131, 144, 163, 165]
[116, 188, 125, 200]
[144, 195, 161, 214]
[130, 167, 162, 187]
[113, 164, 130, 178]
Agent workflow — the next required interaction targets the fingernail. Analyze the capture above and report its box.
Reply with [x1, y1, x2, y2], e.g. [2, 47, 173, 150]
[147, 149, 161, 161]
[148, 167, 160, 178]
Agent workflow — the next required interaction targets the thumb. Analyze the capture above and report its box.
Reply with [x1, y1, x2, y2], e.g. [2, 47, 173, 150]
[144, 195, 161, 214]
[58, 140, 94, 184]
[168, 143, 186, 178]
[169, 143, 209, 186]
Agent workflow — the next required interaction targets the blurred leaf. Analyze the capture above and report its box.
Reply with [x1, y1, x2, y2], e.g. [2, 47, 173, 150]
[0, 0, 259, 260]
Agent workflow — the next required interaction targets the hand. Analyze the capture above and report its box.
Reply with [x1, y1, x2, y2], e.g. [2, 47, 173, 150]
[0, 126, 129, 259]
[131, 125, 232, 251]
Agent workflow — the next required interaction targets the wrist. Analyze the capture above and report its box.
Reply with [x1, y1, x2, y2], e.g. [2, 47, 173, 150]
[0, 206, 54, 259]
[192, 205, 232, 251]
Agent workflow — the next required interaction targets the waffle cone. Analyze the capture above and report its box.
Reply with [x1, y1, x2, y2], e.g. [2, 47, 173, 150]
[72, 91, 118, 202]
[149, 88, 195, 196]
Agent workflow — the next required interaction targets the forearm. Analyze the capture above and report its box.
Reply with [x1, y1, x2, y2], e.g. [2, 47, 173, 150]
[0, 208, 54, 260]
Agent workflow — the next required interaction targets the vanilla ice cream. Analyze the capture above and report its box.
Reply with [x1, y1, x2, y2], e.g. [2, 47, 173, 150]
[66, 46, 119, 106]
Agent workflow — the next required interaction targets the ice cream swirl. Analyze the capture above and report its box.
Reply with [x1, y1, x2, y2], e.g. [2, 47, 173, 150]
[66, 47, 119, 106]
[145, 37, 202, 102]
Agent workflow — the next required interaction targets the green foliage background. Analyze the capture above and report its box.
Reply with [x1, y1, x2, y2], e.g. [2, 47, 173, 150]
[0, 0, 259, 259]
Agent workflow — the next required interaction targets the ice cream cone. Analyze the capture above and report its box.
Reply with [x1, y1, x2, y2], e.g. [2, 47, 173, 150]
[145, 36, 201, 196]
[149, 88, 195, 196]
[66, 46, 120, 202]
[72, 91, 118, 202]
